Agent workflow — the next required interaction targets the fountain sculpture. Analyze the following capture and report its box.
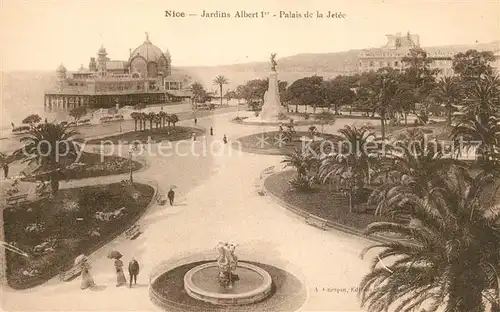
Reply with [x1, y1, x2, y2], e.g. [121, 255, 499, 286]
[183, 242, 273, 305]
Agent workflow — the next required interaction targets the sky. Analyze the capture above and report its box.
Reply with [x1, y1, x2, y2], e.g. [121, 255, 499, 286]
[1, 0, 499, 71]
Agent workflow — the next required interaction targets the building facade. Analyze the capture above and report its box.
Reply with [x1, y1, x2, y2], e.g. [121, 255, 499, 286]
[358, 32, 500, 76]
[44, 34, 193, 111]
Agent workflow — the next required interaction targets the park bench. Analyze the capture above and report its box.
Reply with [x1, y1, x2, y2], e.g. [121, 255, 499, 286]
[59, 265, 82, 282]
[305, 215, 329, 231]
[6, 194, 28, 206]
[124, 224, 141, 240]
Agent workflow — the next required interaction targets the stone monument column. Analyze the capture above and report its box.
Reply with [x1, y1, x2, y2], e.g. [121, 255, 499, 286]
[260, 53, 286, 121]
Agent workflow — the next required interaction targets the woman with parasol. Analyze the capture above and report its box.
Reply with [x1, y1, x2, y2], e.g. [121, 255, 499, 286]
[108, 250, 127, 287]
[75, 254, 95, 290]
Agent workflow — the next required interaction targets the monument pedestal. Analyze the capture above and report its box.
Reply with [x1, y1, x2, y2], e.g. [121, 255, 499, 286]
[260, 71, 285, 121]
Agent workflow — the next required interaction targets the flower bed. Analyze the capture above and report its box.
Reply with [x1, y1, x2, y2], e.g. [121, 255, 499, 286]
[264, 170, 386, 231]
[3, 182, 155, 289]
[20, 152, 143, 182]
[235, 131, 338, 155]
[86, 126, 205, 145]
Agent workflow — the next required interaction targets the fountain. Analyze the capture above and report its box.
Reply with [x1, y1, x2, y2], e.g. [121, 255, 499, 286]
[183, 242, 272, 305]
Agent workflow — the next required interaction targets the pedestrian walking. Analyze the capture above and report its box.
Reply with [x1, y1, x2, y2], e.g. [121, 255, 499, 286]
[192, 133, 197, 141]
[194, 118, 198, 125]
[223, 134, 228, 144]
[128, 258, 140, 288]
[167, 188, 175, 206]
[79, 258, 95, 290]
[210, 127, 213, 136]
[114, 258, 127, 287]
[3, 163, 9, 179]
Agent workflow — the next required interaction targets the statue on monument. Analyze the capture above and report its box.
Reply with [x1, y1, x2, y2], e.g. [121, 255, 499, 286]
[270, 53, 277, 71]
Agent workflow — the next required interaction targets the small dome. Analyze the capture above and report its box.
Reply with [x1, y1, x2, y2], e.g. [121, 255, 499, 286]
[56, 64, 67, 72]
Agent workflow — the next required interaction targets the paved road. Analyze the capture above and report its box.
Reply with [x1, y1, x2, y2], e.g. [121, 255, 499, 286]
[1, 112, 376, 312]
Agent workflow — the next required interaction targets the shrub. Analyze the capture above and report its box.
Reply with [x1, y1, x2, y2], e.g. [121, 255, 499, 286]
[289, 175, 315, 191]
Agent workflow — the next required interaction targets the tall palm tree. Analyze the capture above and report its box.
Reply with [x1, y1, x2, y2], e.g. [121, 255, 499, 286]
[170, 114, 179, 128]
[158, 111, 167, 129]
[130, 112, 140, 132]
[14, 122, 80, 195]
[433, 76, 462, 126]
[213, 75, 229, 108]
[319, 125, 379, 211]
[139, 112, 147, 131]
[154, 113, 161, 130]
[147, 112, 156, 131]
[359, 168, 500, 312]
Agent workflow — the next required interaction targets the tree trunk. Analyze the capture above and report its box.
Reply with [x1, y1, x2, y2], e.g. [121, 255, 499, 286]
[134, 120, 137, 132]
[447, 103, 452, 127]
[220, 85, 223, 107]
[295, 103, 298, 113]
[404, 112, 408, 126]
[447, 273, 485, 312]
[50, 173, 59, 196]
[380, 113, 386, 141]
[334, 103, 338, 115]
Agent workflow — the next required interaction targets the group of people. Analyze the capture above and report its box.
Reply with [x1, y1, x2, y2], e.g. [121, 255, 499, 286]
[192, 118, 228, 145]
[80, 256, 140, 290]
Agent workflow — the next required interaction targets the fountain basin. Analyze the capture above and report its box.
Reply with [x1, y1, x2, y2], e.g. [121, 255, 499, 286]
[184, 262, 272, 306]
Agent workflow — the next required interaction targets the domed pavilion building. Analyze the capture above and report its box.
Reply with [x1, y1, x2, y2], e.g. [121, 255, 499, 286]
[44, 33, 193, 111]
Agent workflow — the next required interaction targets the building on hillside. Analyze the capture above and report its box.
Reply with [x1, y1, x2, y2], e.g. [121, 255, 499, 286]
[44, 33, 193, 111]
[358, 32, 500, 77]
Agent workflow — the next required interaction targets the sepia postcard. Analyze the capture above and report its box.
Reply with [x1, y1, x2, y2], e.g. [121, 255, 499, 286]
[1, 0, 500, 311]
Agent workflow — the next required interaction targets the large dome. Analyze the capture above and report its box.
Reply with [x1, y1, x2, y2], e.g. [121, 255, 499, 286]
[129, 35, 165, 63]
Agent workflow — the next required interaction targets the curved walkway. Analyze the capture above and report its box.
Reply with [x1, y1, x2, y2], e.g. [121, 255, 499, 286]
[1, 113, 376, 312]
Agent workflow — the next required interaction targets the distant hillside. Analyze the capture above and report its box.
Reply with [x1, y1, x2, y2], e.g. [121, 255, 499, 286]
[2, 40, 499, 110]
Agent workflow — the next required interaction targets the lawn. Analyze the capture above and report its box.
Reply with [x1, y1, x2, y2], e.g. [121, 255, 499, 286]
[264, 170, 387, 231]
[235, 131, 338, 155]
[3, 182, 155, 289]
[20, 152, 143, 182]
[86, 126, 205, 145]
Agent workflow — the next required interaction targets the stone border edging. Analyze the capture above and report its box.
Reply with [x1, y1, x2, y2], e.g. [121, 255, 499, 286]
[261, 169, 417, 246]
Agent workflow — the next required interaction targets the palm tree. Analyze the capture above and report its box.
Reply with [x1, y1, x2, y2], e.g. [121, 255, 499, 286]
[130, 112, 140, 132]
[359, 168, 500, 312]
[319, 125, 379, 211]
[370, 129, 466, 215]
[14, 122, 80, 195]
[281, 149, 317, 179]
[170, 114, 179, 128]
[154, 113, 161, 130]
[158, 111, 167, 129]
[147, 112, 156, 131]
[139, 112, 147, 131]
[433, 76, 462, 126]
[22, 114, 42, 127]
[451, 112, 500, 171]
[213, 75, 229, 108]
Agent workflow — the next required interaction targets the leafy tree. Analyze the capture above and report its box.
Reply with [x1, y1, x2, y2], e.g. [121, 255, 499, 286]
[22, 114, 42, 126]
[314, 111, 336, 134]
[453, 49, 495, 83]
[321, 77, 356, 114]
[191, 81, 208, 104]
[69, 107, 87, 123]
[213, 75, 229, 107]
[14, 122, 80, 195]
[287, 75, 325, 113]
[360, 168, 500, 312]
[146, 112, 156, 131]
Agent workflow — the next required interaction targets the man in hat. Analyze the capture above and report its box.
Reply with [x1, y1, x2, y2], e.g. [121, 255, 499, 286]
[128, 257, 140, 288]
[167, 188, 175, 206]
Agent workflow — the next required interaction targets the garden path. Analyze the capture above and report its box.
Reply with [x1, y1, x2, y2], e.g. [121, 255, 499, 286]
[1, 112, 376, 312]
